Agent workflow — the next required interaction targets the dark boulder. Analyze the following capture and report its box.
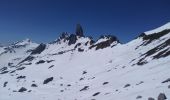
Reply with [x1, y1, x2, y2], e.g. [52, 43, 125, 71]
[17, 76, 26, 79]
[92, 92, 100, 96]
[78, 48, 84, 52]
[80, 86, 89, 91]
[36, 60, 45, 64]
[8, 62, 13, 66]
[103, 82, 109, 85]
[43, 77, 54, 84]
[136, 95, 142, 99]
[158, 93, 167, 100]
[168, 85, 170, 89]
[162, 78, 170, 83]
[31, 84, 38, 87]
[3, 82, 8, 87]
[124, 84, 131, 88]
[148, 97, 155, 100]
[48, 65, 54, 69]
[47, 60, 55, 63]
[16, 67, 25, 71]
[82, 71, 87, 75]
[18, 87, 27, 92]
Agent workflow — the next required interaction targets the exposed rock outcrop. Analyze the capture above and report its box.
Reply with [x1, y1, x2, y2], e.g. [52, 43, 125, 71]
[31, 43, 46, 55]
[89, 35, 119, 50]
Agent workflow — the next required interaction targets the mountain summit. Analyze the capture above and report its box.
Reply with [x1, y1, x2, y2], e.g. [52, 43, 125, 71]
[76, 24, 84, 37]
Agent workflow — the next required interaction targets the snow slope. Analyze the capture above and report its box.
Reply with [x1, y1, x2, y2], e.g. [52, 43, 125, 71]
[145, 22, 170, 35]
[0, 39, 39, 68]
[0, 23, 170, 100]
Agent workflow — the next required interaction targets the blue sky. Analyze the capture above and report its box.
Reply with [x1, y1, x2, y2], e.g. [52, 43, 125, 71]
[0, 0, 170, 44]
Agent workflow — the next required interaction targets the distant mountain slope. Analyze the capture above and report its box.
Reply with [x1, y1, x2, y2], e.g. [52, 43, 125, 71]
[0, 39, 39, 68]
[0, 23, 170, 100]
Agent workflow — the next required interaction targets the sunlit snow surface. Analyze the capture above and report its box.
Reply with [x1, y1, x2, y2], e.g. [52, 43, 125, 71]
[145, 22, 170, 35]
[0, 23, 170, 100]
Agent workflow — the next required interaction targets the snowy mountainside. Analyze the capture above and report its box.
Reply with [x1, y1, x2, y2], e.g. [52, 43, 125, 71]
[0, 39, 39, 68]
[145, 22, 170, 35]
[0, 23, 170, 100]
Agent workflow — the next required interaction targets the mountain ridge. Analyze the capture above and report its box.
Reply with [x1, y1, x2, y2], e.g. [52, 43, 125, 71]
[0, 23, 170, 100]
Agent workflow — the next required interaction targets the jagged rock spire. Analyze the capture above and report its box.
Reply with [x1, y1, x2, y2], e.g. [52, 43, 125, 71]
[76, 24, 84, 37]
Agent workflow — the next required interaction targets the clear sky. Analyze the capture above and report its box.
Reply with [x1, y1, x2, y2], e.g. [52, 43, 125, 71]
[0, 0, 170, 44]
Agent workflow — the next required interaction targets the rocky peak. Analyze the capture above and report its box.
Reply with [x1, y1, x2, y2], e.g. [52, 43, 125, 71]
[60, 32, 69, 40]
[49, 32, 69, 44]
[4, 38, 33, 50]
[54, 24, 84, 45]
[23, 38, 31, 42]
[98, 35, 119, 42]
[50, 25, 121, 50]
[76, 24, 84, 37]
[13, 38, 31, 46]
[89, 35, 119, 50]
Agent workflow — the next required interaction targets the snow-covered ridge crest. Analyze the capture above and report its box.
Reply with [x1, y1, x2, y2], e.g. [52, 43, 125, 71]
[145, 22, 170, 35]
[11, 38, 33, 46]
